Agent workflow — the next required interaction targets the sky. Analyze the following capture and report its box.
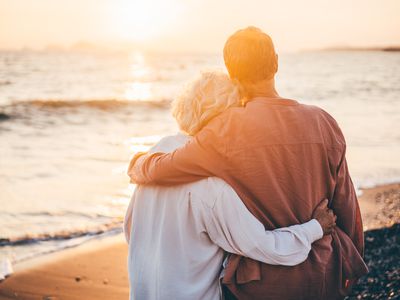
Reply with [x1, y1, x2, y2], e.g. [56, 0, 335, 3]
[0, 0, 399, 53]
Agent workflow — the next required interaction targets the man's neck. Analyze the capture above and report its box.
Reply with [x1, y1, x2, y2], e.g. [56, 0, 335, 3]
[251, 89, 280, 99]
[245, 78, 281, 100]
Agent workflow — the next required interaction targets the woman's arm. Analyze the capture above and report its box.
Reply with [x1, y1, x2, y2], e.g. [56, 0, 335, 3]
[201, 184, 334, 266]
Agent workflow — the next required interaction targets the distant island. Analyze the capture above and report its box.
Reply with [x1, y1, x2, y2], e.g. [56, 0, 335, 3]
[381, 47, 400, 52]
[322, 46, 400, 52]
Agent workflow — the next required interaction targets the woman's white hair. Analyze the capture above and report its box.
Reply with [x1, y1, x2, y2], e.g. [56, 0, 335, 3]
[172, 70, 242, 136]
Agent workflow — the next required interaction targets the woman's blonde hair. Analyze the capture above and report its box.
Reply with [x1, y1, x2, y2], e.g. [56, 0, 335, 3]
[172, 71, 242, 136]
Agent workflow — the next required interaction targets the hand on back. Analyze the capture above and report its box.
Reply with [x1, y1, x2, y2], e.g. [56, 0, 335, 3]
[312, 199, 337, 235]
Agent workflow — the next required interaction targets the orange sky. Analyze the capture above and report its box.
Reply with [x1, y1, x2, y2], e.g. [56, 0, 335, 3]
[0, 0, 399, 53]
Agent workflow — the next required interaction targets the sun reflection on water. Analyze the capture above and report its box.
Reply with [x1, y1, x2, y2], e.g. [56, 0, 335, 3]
[124, 82, 152, 101]
[124, 52, 153, 101]
[123, 135, 163, 153]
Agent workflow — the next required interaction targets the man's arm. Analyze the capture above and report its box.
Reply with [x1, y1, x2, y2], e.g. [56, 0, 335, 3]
[321, 110, 364, 256]
[331, 149, 364, 256]
[128, 118, 226, 185]
[202, 184, 335, 266]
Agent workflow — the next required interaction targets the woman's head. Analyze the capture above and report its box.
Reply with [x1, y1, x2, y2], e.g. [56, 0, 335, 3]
[172, 71, 241, 136]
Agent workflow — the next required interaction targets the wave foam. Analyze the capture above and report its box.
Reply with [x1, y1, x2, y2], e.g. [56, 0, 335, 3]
[0, 219, 122, 247]
[1, 98, 171, 112]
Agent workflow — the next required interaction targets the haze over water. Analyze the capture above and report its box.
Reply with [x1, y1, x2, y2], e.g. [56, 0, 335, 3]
[0, 49, 399, 263]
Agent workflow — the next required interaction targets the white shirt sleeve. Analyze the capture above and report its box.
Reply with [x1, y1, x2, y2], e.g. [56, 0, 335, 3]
[202, 183, 323, 266]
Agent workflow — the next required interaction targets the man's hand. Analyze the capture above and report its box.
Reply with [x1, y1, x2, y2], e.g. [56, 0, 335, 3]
[127, 152, 148, 184]
[312, 199, 337, 235]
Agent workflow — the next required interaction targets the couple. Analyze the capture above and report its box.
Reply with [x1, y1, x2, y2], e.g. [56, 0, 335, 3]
[124, 27, 368, 300]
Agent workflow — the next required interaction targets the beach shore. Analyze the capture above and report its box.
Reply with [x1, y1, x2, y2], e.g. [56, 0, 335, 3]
[0, 236, 130, 300]
[0, 183, 399, 300]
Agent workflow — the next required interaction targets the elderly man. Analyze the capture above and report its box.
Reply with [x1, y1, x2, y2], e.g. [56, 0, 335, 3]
[128, 27, 368, 299]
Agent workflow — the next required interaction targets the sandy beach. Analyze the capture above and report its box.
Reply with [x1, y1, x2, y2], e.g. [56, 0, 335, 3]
[0, 183, 399, 300]
[0, 235, 129, 300]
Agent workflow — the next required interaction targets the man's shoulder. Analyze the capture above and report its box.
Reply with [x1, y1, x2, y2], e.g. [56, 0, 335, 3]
[300, 103, 339, 124]
[298, 103, 346, 146]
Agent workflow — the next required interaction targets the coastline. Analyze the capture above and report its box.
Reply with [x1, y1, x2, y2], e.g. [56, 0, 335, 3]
[358, 183, 400, 230]
[0, 183, 399, 300]
[0, 235, 129, 300]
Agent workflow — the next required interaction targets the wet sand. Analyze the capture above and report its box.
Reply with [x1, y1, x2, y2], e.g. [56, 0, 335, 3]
[0, 183, 399, 300]
[0, 236, 129, 300]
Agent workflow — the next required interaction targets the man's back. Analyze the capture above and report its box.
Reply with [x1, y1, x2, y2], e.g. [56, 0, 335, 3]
[218, 97, 339, 226]
[217, 98, 340, 298]
[213, 97, 366, 299]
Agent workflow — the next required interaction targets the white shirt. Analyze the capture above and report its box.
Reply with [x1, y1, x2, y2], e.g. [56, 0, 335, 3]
[124, 134, 323, 300]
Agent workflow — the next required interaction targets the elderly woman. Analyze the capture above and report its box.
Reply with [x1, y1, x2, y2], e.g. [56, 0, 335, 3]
[124, 71, 335, 300]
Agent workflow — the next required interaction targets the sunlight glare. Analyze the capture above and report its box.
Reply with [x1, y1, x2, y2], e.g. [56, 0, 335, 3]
[110, 0, 181, 42]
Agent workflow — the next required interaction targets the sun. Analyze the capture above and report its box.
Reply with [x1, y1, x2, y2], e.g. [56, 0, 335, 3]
[110, 0, 181, 42]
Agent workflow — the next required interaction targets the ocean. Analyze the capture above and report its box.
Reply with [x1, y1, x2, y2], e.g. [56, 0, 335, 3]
[0, 50, 399, 264]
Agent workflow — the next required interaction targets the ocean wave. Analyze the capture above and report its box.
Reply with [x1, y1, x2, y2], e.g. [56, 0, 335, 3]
[6, 210, 114, 219]
[3, 99, 171, 110]
[0, 99, 172, 123]
[0, 219, 123, 247]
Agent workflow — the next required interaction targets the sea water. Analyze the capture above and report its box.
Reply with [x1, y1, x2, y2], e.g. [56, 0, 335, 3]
[0, 50, 399, 263]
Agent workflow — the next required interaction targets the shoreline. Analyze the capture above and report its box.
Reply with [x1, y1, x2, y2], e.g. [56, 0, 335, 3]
[0, 235, 129, 300]
[0, 182, 399, 299]
[357, 183, 400, 231]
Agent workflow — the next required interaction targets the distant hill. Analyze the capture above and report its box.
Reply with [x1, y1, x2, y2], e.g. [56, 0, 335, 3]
[322, 46, 400, 52]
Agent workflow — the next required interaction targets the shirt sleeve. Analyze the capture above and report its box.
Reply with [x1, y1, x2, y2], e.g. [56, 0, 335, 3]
[322, 110, 364, 258]
[331, 148, 364, 256]
[127, 117, 226, 185]
[202, 183, 323, 266]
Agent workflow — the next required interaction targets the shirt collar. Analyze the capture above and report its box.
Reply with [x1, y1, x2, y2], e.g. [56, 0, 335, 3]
[249, 97, 299, 106]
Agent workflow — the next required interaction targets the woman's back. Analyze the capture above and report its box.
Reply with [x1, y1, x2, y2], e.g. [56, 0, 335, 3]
[127, 135, 226, 300]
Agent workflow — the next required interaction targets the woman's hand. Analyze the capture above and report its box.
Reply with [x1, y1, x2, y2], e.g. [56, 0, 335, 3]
[312, 199, 337, 235]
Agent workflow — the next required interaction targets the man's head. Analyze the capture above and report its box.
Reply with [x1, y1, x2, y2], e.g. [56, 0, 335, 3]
[223, 26, 278, 92]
